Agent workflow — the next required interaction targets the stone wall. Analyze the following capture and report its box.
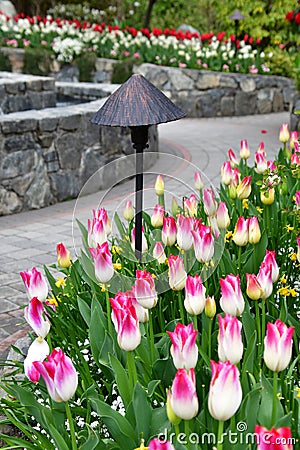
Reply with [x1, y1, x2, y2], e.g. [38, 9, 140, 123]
[0, 72, 56, 113]
[134, 64, 296, 118]
[290, 93, 300, 132]
[0, 83, 158, 216]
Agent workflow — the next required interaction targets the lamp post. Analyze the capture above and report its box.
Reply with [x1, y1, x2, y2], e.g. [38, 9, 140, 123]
[229, 9, 244, 52]
[91, 74, 186, 261]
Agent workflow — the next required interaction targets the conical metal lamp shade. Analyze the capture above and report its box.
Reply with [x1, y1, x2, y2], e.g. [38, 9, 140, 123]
[91, 73, 186, 127]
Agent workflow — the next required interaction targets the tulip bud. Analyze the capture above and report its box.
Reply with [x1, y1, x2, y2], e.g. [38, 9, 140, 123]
[93, 208, 111, 236]
[221, 161, 233, 185]
[203, 189, 217, 216]
[248, 216, 261, 244]
[134, 270, 158, 309]
[228, 148, 239, 167]
[184, 274, 206, 315]
[257, 262, 273, 299]
[151, 204, 164, 228]
[176, 215, 193, 251]
[110, 293, 141, 351]
[263, 319, 294, 372]
[262, 250, 279, 282]
[170, 368, 198, 420]
[255, 152, 268, 174]
[20, 267, 48, 302]
[24, 297, 50, 339]
[279, 123, 290, 143]
[184, 193, 198, 217]
[220, 274, 245, 316]
[216, 202, 230, 229]
[218, 314, 243, 364]
[154, 174, 164, 195]
[166, 389, 181, 425]
[192, 225, 214, 263]
[162, 217, 177, 247]
[296, 191, 300, 208]
[208, 360, 242, 421]
[171, 197, 180, 216]
[24, 337, 50, 383]
[153, 241, 167, 264]
[194, 171, 203, 190]
[240, 139, 250, 159]
[228, 181, 237, 199]
[148, 438, 175, 450]
[260, 188, 275, 205]
[56, 243, 72, 268]
[290, 131, 299, 150]
[246, 273, 263, 300]
[205, 295, 216, 319]
[123, 200, 134, 221]
[232, 216, 248, 246]
[255, 426, 293, 450]
[257, 141, 266, 155]
[236, 176, 252, 200]
[131, 227, 148, 254]
[89, 242, 114, 284]
[291, 153, 300, 165]
[297, 237, 300, 263]
[168, 323, 198, 370]
[168, 255, 187, 291]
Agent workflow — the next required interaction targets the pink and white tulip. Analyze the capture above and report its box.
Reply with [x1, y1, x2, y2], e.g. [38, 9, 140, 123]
[220, 274, 245, 316]
[297, 237, 300, 263]
[24, 297, 50, 338]
[20, 267, 48, 302]
[24, 337, 50, 383]
[192, 224, 214, 263]
[148, 438, 175, 450]
[194, 171, 203, 190]
[168, 323, 198, 370]
[228, 148, 239, 167]
[131, 227, 148, 254]
[123, 200, 134, 221]
[184, 193, 198, 217]
[162, 217, 177, 247]
[257, 141, 266, 156]
[218, 314, 243, 364]
[93, 208, 111, 236]
[290, 131, 298, 150]
[208, 360, 242, 421]
[216, 202, 230, 229]
[89, 242, 114, 284]
[246, 273, 263, 300]
[257, 263, 273, 299]
[262, 250, 279, 282]
[184, 274, 206, 315]
[248, 216, 261, 244]
[255, 425, 293, 450]
[151, 204, 164, 228]
[232, 216, 248, 246]
[134, 270, 157, 309]
[56, 243, 72, 268]
[170, 368, 198, 420]
[255, 152, 268, 174]
[176, 215, 193, 251]
[33, 348, 78, 402]
[203, 189, 217, 217]
[221, 161, 233, 185]
[295, 191, 300, 208]
[237, 176, 252, 200]
[263, 319, 294, 372]
[154, 174, 164, 196]
[153, 241, 167, 264]
[290, 153, 300, 165]
[279, 123, 290, 143]
[88, 216, 107, 248]
[168, 255, 187, 291]
[240, 139, 250, 159]
[110, 292, 141, 351]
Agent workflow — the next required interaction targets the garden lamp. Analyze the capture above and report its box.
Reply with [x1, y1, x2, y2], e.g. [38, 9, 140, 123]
[229, 9, 245, 50]
[91, 73, 186, 260]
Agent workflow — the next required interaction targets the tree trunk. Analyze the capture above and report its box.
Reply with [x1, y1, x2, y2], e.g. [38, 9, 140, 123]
[143, 0, 157, 29]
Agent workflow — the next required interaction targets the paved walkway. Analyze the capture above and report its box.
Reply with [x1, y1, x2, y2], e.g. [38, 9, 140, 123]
[0, 111, 289, 359]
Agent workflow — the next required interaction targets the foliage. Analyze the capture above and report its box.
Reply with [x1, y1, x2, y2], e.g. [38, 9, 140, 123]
[0, 124, 299, 449]
[111, 58, 135, 84]
[0, 50, 11, 71]
[75, 51, 97, 82]
[23, 48, 53, 76]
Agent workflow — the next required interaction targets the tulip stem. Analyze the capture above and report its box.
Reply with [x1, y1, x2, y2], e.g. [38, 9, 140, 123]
[158, 193, 165, 208]
[105, 287, 113, 337]
[127, 350, 137, 394]
[261, 299, 266, 344]
[184, 420, 190, 449]
[65, 401, 77, 450]
[217, 420, 224, 450]
[148, 308, 155, 364]
[237, 246, 242, 272]
[178, 291, 185, 324]
[255, 301, 262, 356]
[272, 371, 278, 425]
[208, 318, 213, 361]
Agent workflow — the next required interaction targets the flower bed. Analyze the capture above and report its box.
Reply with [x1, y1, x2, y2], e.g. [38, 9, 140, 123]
[0, 123, 299, 449]
[0, 13, 273, 75]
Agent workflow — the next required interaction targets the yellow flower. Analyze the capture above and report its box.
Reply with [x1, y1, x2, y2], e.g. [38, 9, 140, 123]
[135, 439, 148, 450]
[100, 283, 108, 292]
[113, 263, 122, 271]
[277, 287, 290, 296]
[225, 231, 233, 242]
[256, 206, 263, 214]
[46, 294, 59, 307]
[297, 388, 300, 399]
[55, 277, 66, 288]
[242, 199, 249, 209]
[289, 288, 297, 297]
[280, 276, 287, 284]
[289, 253, 297, 261]
[112, 246, 122, 255]
[286, 225, 294, 232]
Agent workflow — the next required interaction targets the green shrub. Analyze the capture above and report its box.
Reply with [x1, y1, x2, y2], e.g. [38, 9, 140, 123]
[0, 50, 12, 71]
[264, 47, 295, 78]
[75, 52, 97, 82]
[23, 48, 53, 76]
[111, 58, 134, 84]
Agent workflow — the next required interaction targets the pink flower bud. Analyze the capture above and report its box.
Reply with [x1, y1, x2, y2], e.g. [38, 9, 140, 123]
[89, 242, 114, 283]
[110, 292, 141, 351]
[24, 338, 50, 383]
[263, 319, 294, 372]
[262, 250, 279, 282]
[194, 171, 203, 190]
[232, 216, 248, 246]
[20, 267, 48, 302]
[134, 270, 157, 309]
[88, 217, 107, 247]
[170, 368, 198, 420]
[257, 262, 273, 299]
[162, 217, 177, 247]
[93, 208, 111, 236]
[221, 161, 233, 185]
[216, 202, 230, 229]
[255, 152, 268, 174]
[228, 148, 239, 167]
[255, 425, 293, 450]
[168, 323, 198, 370]
[248, 216, 261, 244]
[290, 131, 298, 150]
[240, 139, 250, 159]
[296, 191, 300, 208]
[220, 274, 245, 316]
[148, 438, 175, 450]
[218, 314, 243, 364]
[257, 141, 266, 156]
[123, 200, 134, 221]
[24, 297, 50, 338]
[246, 273, 263, 300]
[237, 175, 252, 200]
[168, 255, 187, 291]
[205, 295, 216, 318]
[291, 153, 300, 165]
[131, 227, 148, 254]
[192, 224, 214, 263]
[33, 348, 78, 402]
[153, 241, 166, 264]
[151, 204, 164, 228]
[208, 360, 242, 421]
[203, 189, 217, 216]
[184, 274, 206, 315]
[56, 242, 72, 268]
[154, 174, 164, 195]
[184, 193, 198, 217]
[176, 215, 193, 251]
